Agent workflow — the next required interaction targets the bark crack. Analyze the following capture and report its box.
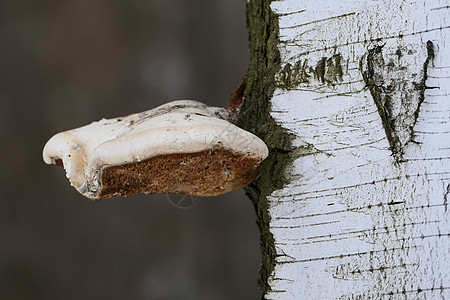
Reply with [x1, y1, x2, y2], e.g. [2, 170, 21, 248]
[444, 183, 450, 212]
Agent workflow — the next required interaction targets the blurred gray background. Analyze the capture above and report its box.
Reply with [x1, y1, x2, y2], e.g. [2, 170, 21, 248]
[0, 0, 261, 299]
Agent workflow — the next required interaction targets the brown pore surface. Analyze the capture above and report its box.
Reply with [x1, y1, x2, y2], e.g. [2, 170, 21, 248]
[97, 147, 262, 199]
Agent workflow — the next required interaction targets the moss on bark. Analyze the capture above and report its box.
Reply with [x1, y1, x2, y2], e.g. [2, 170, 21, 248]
[237, 0, 295, 296]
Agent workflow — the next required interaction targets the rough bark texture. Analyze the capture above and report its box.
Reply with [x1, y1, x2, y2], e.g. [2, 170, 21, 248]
[241, 0, 450, 299]
[238, 0, 290, 295]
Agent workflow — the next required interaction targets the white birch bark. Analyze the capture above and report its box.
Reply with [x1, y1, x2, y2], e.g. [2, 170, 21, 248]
[256, 1, 450, 299]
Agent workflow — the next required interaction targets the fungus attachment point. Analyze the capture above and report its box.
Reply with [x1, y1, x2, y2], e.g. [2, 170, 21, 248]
[43, 100, 268, 200]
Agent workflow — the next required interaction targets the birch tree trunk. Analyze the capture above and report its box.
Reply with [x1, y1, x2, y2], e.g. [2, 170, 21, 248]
[239, 1, 450, 299]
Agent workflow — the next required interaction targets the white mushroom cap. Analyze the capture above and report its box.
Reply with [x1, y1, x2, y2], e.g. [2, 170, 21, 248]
[43, 100, 268, 200]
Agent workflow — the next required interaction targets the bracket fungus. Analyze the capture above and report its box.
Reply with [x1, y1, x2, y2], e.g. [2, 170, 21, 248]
[43, 100, 268, 200]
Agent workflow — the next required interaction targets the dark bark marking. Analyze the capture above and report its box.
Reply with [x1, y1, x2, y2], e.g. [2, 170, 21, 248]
[361, 41, 436, 161]
[444, 184, 449, 212]
[278, 54, 343, 89]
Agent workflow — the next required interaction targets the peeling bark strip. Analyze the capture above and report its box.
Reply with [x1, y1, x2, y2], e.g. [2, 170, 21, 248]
[245, 0, 450, 299]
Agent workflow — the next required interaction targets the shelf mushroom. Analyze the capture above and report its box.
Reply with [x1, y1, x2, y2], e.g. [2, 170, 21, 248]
[43, 100, 268, 200]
